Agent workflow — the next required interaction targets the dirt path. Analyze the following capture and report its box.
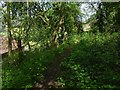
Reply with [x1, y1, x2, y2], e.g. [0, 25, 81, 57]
[34, 47, 72, 89]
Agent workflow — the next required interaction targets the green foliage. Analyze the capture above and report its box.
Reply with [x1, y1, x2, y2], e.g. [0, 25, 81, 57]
[2, 47, 58, 88]
[2, 32, 120, 88]
[90, 2, 120, 33]
[1, 1, 120, 89]
[58, 60, 97, 88]
[57, 32, 120, 88]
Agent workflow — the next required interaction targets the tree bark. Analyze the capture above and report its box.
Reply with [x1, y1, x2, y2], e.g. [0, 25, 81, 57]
[17, 38, 23, 62]
[26, 0, 31, 50]
[6, 2, 12, 56]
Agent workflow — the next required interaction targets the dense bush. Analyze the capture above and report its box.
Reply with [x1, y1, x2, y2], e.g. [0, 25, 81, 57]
[57, 60, 97, 88]
[2, 47, 59, 88]
[2, 32, 120, 88]
[57, 32, 120, 88]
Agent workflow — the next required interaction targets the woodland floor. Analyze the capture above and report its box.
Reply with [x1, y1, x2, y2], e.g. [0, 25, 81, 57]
[34, 47, 72, 89]
[2, 32, 120, 89]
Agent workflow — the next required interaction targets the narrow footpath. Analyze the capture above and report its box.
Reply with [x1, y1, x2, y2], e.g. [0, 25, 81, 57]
[34, 47, 72, 89]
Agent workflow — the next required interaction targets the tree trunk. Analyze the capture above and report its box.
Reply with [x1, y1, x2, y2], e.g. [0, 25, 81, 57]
[51, 15, 64, 47]
[6, 2, 12, 56]
[97, 3, 104, 32]
[17, 38, 23, 62]
[26, 0, 31, 50]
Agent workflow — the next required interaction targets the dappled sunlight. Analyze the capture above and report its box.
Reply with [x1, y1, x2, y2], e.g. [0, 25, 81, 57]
[1, 1, 120, 89]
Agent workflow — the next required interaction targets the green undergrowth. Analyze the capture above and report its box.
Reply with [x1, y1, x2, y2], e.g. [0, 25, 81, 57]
[2, 43, 70, 88]
[57, 32, 120, 88]
[2, 32, 120, 88]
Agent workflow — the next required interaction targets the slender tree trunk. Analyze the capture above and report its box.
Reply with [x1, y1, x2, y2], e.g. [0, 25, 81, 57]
[6, 2, 12, 56]
[17, 38, 23, 62]
[51, 15, 64, 47]
[26, 0, 31, 50]
[97, 3, 104, 32]
[78, 16, 83, 34]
